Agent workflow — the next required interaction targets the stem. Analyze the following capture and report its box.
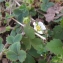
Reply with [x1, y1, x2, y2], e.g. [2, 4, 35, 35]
[35, 32, 46, 40]
[12, 18, 25, 27]
[14, 0, 21, 6]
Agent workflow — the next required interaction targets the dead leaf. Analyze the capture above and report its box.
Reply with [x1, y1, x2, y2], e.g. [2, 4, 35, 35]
[0, 27, 6, 33]
[47, 7, 55, 14]
[44, 3, 63, 22]
[53, 3, 63, 14]
[44, 13, 55, 22]
[47, 3, 63, 14]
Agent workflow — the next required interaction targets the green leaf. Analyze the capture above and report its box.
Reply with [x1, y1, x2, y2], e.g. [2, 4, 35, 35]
[14, 9, 23, 22]
[38, 59, 47, 63]
[6, 26, 11, 31]
[0, 44, 4, 52]
[13, 34, 22, 42]
[10, 30, 16, 36]
[6, 50, 18, 61]
[42, 0, 49, 3]
[9, 42, 21, 54]
[14, 9, 22, 16]
[0, 0, 4, 2]
[23, 0, 34, 4]
[6, 34, 22, 44]
[31, 38, 43, 54]
[46, 39, 63, 55]
[10, 26, 21, 37]
[53, 25, 63, 40]
[6, 36, 14, 44]
[17, 13, 23, 22]
[0, 37, 3, 44]
[7, 42, 26, 62]
[14, 5, 29, 22]
[24, 54, 35, 63]
[60, 18, 63, 28]
[51, 56, 60, 63]
[28, 47, 40, 58]
[12, 61, 21, 63]
[24, 25, 35, 39]
[41, 0, 54, 12]
[18, 50, 26, 62]
[22, 37, 31, 50]
[23, 17, 30, 24]
[30, 8, 36, 16]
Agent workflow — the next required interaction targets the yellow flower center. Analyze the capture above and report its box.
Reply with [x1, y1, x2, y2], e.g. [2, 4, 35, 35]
[36, 25, 41, 31]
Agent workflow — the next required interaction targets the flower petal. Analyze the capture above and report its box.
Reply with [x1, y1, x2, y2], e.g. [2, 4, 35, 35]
[34, 26, 37, 31]
[38, 22, 46, 30]
[33, 22, 37, 26]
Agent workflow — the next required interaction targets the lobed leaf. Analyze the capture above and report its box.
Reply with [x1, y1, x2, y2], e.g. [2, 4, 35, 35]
[13, 34, 22, 42]
[6, 36, 14, 44]
[18, 50, 26, 62]
[46, 39, 63, 55]
[9, 42, 21, 54]
[6, 42, 26, 62]
[6, 50, 18, 61]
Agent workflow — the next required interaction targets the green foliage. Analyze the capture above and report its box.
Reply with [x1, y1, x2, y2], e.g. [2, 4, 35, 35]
[0, 0, 4, 2]
[46, 39, 63, 55]
[41, 0, 54, 12]
[0, 37, 3, 44]
[60, 18, 63, 28]
[24, 54, 35, 63]
[28, 47, 40, 58]
[14, 4, 29, 22]
[24, 25, 35, 39]
[23, 17, 30, 24]
[1, 0, 63, 63]
[51, 55, 63, 63]
[12, 61, 21, 63]
[10, 26, 21, 36]
[6, 42, 26, 62]
[6, 26, 11, 31]
[0, 44, 4, 52]
[53, 25, 63, 40]
[22, 37, 44, 54]
[22, 37, 31, 50]
[0, 37, 4, 52]
[23, 0, 34, 4]
[31, 38, 44, 54]
[38, 59, 47, 63]
[29, 8, 37, 16]
[6, 34, 22, 44]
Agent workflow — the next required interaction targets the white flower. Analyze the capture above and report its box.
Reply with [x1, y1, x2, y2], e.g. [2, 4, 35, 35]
[33, 21, 46, 34]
